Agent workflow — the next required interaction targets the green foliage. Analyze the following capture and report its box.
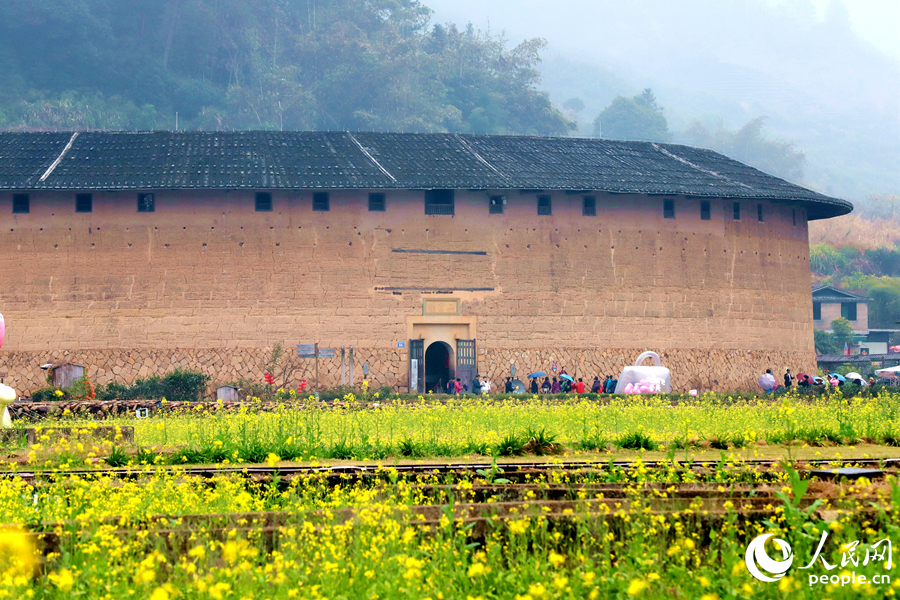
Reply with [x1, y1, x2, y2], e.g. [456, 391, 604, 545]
[683, 116, 805, 182]
[96, 368, 209, 402]
[614, 430, 658, 451]
[830, 318, 854, 347]
[593, 88, 669, 142]
[0, 0, 573, 136]
[30, 387, 65, 402]
[813, 329, 840, 355]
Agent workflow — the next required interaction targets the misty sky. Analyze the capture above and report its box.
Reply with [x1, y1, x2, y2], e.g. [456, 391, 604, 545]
[427, 0, 900, 60]
[423, 0, 900, 201]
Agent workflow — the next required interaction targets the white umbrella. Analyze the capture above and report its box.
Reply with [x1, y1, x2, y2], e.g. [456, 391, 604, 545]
[845, 372, 863, 380]
[875, 365, 900, 379]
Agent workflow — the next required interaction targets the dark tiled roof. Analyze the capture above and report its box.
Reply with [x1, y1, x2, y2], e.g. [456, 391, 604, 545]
[812, 285, 869, 302]
[0, 131, 852, 220]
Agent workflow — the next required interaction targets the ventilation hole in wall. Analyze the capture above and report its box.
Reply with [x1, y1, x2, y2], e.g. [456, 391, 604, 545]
[126, 228, 129, 231]
[91, 243, 95, 247]
[127, 243, 132, 247]
[326, 226, 330, 229]
[276, 243, 280, 246]
[556, 244, 559, 248]
[636, 247, 639, 250]
[154, 227, 158, 230]
[527, 245, 531, 248]
[659, 247, 662, 250]
[40, 228, 43, 231]
[555, 229, 558, 232]
[611, 246, 614, 249]
[584, 245, 587, 249]
[211, 227, 214, 230]
[241, 227, 244, 230]
[348, 242, 352, 246]
[183, 227, 186, 230]
[506, 244, 510, 248]
[357, 232, 360, 235]
[165, 243, 169, 247]
[239, 242, 244, 247]
[54, 244, 58, 248]
[202, 243, 207, 247]
[270, 226, 274, 229]
[425, 228, 429, 231]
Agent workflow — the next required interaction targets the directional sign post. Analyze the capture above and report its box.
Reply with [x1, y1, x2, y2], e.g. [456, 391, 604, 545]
[297, 343, 336, 392]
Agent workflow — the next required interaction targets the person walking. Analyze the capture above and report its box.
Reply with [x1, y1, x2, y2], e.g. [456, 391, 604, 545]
[472, 375, 482, 395]
[575, 378, 586, 394]
[530, 377, 539, 394]
[454, 378, 463, 395]
[758, 369, 777, 393]
[505, 377, 514, 393]
[783, 369, 793, 389]
[541, 377, 551, 394]
[603, 375, 614, 394]
[551, 377, 561, 394]
[481, 378, 492, 394]
[590, 377, 602, 393]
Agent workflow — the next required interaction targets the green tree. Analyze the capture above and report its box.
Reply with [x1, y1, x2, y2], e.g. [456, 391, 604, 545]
[592, 88, 670, 142]
[683, 117, 806, 181]
[0, 0, 574, 135]
[814, 329, 840, 355]
[830, 317, 854, 349]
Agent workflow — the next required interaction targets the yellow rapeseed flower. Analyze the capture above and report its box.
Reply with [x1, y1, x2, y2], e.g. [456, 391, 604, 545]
[627, 579, 648, 596]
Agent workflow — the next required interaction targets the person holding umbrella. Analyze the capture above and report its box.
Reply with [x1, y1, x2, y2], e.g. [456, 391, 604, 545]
[541, 377, 551, 393]
[527, 371, 546, 395]
[560, 373, 575, 393]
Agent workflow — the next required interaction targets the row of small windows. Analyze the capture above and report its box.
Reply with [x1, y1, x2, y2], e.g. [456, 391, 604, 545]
[8, 193, 796, 223]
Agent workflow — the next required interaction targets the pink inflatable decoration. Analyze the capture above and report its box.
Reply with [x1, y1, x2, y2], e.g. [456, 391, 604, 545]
[0, 313, 4, 349]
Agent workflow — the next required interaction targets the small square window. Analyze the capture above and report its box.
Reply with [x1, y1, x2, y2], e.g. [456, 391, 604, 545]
[12, 194, 29, 214]
[137, 193, 155, 213]
[368, 193, 385, 212]
[700, 201, 711, 220]
[537, 195, 552, 215]
[75, 193, 92, 213]
[664, 199, 675, 219]
[489, 195, 504, 214]
[424, 189, 454, 215]
[792, 208, 797, 226]
[813, 302, 821, 320]
[313, 192, 330, 212]
[733, 202, 741, 220]
[841, 302, 857, 321]
[582, 196, 596, 216]
[758, 204, 764, 222]
[255, 192, 273, 212]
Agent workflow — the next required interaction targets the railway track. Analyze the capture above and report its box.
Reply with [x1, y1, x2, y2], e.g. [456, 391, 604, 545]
[5, 456, 899, 482]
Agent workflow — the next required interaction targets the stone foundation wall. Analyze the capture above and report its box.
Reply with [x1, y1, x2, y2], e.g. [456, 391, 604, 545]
[1, 346, 814, 395]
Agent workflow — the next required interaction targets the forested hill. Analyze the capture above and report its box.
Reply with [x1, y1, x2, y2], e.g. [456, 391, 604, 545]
[0, 0, 574, 135]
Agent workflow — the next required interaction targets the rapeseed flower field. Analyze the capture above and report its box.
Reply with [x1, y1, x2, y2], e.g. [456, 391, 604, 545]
[0, 390, 896, 597]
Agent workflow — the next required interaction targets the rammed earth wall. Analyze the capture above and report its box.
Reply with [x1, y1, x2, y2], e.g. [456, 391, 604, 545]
[0, 189, 817, 393]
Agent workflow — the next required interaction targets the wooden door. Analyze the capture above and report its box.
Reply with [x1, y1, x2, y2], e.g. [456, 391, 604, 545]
[456, 339, 476, 391]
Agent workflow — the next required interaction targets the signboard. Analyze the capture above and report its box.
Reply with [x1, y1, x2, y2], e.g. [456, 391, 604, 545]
[397, 341, 406, 348]
[410, 359, 418, 391]
[318, 349, 336, 358]
[297, 343, 316, 358]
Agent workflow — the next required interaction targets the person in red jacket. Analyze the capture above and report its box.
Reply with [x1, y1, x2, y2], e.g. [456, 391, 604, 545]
[574, 378, 586, 394]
